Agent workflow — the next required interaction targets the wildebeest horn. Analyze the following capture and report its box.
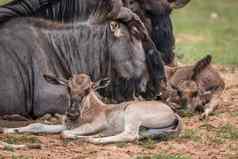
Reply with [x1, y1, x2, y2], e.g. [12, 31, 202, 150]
[43, 74, 68, 86]
[169, 0, 191, 9]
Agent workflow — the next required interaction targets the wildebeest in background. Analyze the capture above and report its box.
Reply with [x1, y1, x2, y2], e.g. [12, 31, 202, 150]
[0, 0, 167, 100]
[0, 2, 154, 118]
[0, 0, 191, 66]
[0, 73, 182, 146]
[160, 55, 225, 119]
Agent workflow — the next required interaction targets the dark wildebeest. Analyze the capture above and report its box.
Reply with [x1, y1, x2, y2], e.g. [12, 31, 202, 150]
[160, 55, 225, 119]
[0, 0, 191, 65]
[0, 2, 156, 118]
[123, 0, 191, 65]
[1, 73, 182, 146]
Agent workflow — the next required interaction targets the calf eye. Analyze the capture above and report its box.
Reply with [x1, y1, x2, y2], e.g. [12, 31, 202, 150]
[177, 90, 182, 97]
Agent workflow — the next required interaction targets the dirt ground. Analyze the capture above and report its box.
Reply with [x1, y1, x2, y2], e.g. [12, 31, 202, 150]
[0, 65, 237, 159]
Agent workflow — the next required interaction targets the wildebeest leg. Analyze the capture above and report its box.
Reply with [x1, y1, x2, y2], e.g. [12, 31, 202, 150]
[62, 119, 107, 139]
[1, 123, 66, 134]
[201, 92, 223, 119]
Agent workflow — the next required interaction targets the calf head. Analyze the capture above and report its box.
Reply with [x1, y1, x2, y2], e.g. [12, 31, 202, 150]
[164, 55, 213, 112]
[43, 74, 110, 121]
[170, 80, 201, 112]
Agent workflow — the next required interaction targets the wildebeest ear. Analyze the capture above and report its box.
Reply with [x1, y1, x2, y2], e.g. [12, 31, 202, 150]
[43, 74, 68, 86]
[93, 78, 111, 90]
[169, 0, 191, 9]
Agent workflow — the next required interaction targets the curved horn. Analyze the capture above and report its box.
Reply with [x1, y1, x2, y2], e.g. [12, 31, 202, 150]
[169, 0, 191, 9]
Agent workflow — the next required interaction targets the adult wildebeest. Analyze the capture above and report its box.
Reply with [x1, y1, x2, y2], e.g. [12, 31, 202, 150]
[0, 0, 191, 65]
[1, 73, 182, 146]
[0, 0, 167, 102]
[0, 1, 156, 118]
[160, 55, 225, 119]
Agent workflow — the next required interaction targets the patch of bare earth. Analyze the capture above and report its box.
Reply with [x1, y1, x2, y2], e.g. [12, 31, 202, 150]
[0, 66, 238, 159]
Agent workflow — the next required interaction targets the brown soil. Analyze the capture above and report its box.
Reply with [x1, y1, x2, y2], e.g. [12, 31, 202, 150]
[0, 65, 238, 159]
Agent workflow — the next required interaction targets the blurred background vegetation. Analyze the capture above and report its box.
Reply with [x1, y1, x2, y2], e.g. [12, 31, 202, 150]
[172, 0, 238, 65]
[0, 0, 237, 65]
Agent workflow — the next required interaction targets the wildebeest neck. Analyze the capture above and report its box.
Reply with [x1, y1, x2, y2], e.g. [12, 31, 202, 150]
[43, 21, 111, 80]
[37, 0, 100, 22]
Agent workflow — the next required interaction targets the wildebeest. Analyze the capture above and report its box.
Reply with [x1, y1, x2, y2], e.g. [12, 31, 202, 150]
[0, 0, 168, 101]
[1, 73, 182, 145]
[0, 0, 191, 65]
[160, 55, 225, 119]
[0, 1, 157, 118]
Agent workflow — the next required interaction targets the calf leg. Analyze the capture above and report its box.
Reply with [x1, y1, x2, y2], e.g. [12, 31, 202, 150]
[201, 92, 223, 119]
[1, 123, 66, 134]
[85, 120, 140, 144]
[62, 118, 107, 139]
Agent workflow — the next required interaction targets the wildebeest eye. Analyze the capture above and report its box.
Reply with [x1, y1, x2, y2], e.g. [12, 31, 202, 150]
[110, 21, 120, 33]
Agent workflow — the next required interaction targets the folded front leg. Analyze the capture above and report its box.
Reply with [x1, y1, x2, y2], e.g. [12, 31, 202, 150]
[201, 92, 223, 119]
[61, 119, 107, 139]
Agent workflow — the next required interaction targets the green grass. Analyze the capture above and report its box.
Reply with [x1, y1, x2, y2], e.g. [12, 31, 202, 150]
[137, 138, 157, 149]
[172, 0, 238, 65]
[0, 134, 41, 145]
[216, 124, 238, 140]
[179, 129, 201, 142]
[11, 155, 32, 159]
[0, 0, 10, 5]
[136, 154, 191, 159]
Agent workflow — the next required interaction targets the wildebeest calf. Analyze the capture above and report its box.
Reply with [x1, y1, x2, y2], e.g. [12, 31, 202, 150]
[161, 55, 225, 119]
[1, 73, 182, 145]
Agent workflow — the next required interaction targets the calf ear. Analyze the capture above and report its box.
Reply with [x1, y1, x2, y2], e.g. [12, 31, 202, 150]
[192, 55, 212, 80]
[93, 78, 111, 90]
[43, 74, 68, 86]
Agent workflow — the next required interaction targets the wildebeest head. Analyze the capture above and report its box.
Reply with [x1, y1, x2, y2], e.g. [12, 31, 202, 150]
[108, 21, 147, 79]
[43, 74, 110, 121]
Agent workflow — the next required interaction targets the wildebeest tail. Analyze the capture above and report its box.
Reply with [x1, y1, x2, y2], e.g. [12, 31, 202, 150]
[192, 55, 212, 80]
[139, 114, 183, 140]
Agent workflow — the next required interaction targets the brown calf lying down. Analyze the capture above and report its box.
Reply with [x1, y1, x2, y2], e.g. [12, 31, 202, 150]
[161, 55, 225, 119]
